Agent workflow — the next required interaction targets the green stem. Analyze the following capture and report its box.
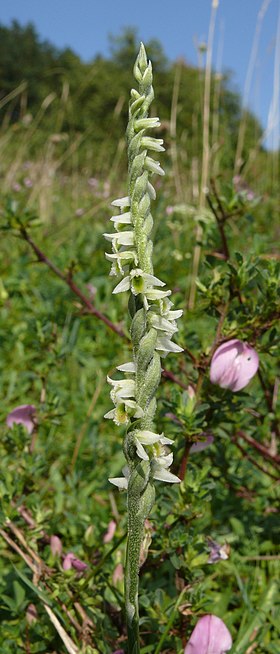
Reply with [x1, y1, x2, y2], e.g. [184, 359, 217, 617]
[125, 463, 155, 653]
[125, 508, 143, 654]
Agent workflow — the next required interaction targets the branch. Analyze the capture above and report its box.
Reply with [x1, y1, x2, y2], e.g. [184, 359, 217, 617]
[232, 437, 279, 480]
[20, 227, 188, 391]
[238, 430, 280, 468]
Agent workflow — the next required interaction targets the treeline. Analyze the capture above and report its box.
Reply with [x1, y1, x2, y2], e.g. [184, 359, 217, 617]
[0, 21, 263, 172]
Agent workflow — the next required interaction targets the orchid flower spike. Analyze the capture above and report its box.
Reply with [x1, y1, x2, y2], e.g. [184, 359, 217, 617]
[210, 339, 259, 392]
[184, 615, 232, 654]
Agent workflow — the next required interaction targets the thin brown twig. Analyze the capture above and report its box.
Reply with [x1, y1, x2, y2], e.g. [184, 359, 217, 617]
[232, 437, 279, 480]
[20, 226, 126, 339]
[19, 226, 190, 391]
[238, 430, 280, 467]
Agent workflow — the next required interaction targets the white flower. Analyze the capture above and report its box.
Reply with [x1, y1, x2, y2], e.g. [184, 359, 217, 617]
[150, 313, 178, 336]
[111, 196, 130, 208]
[104, 399, 144, 425]
[116, 362, 136, 373]
[105, 250, 138, 275]
[107, 377, 136, 404]
[151, 444, 181, 484]
[109, 466, 130, 490]
[145, 156, 165, 176]
[103, 231, 134, 250]
[112, 268, 165, 296]
[155, 336, 184, 355]
[110, 211, 132, 227]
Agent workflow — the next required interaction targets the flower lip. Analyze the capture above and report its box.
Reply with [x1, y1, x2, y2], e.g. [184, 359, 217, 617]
[210, 339, 259, 392]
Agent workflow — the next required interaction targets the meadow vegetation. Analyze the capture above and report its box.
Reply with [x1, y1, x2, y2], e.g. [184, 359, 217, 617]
[0, 22, 279, 654]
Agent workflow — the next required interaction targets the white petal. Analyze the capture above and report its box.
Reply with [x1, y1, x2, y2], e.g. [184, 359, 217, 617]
[116, 362, 136, 373]
[109, 477, 128, 489]
[141, 136, 165, 152]
[112, 276, 130, 294]
[156, 452, 173, 468]
[104, 231, 134, 246]
[153, 469, 181, 483]
[150, 315, 178, 334]
[111, 196, 130, 208]
[160, 436, 174, 445]
[145, 289, 172, 301]
[135, 117, 160, 131]
[104, 409, 116, 420]
[143, 273, 165, 288]
[147, 181, 156, 200]
[110, 212, 132, 225]
[156, 337, 184, 354]
[135, 440, 149, 460]
[137, 430, 163, 445]
[145, 156, 165, 176]
[167, 309, 183, 320]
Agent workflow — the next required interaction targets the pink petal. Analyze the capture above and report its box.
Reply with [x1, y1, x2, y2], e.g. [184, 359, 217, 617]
[71, 557, 88, 572]
[210, 340, 259, 392]
[184, 615, 232, 654]
[190, 435, 214, 453]
[6, 404, 36, 434]
[103, 520, 117, 543]
[50, 535, 63, 557]
[63, 552, 75, 570]
[63, 551, 87, 572]
[113, 563, 124, 585]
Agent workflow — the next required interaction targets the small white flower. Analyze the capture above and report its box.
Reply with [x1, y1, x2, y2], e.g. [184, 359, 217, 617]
[151, 446, 181, 483]
[145, 156, 165, 176]
[107, 377, 135, 403]
[134, 117, 160, 131]
[153, 467, 181, 483]
[108, 476, 128, 489]
[147, 181, 156, 200]
[141, 136, 165, 152]
[150, 314, 178, 335]
[104, 399, 144, 425]
[111, 196, 130, 208]
[113, 268, 165, 296]
[110, 211, 132, 227]
[109, 466, 130, 490]
[116, 362, 136, 373]
[105, 250, 138, 275]
[156, 336, 184, 355]
[104, 231, 134, 250]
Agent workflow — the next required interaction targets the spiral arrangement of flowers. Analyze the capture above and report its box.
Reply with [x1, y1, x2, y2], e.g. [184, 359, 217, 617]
[104, 43, 183, 651]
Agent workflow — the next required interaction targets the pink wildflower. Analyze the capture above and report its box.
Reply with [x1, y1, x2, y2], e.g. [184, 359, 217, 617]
[184, 615, 232, 654]
[26, 603, 37, 625]
[103, 520, 116, 543]
[50, 535, 63, 557]
[190, 434, 214, 453]
[63, 552, 88, 572]
[6, 404, 36, 434]
[210, 339, 259, 392]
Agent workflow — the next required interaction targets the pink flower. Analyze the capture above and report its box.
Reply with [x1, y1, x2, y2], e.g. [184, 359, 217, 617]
[112, 563, 124, 585]
[210, 339, 259, 392]
[63, 552, 88, 572]
[103, 520, 116, 543]
[26, 603, 37, 625]
[50, 535, 63, 557]
[6, 404, 36, 434]
[184, 615, 232, 654]
[190, 434, 214, 453]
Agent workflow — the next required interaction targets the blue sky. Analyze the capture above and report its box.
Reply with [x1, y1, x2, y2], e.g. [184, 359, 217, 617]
[1, 0, 280, 148]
